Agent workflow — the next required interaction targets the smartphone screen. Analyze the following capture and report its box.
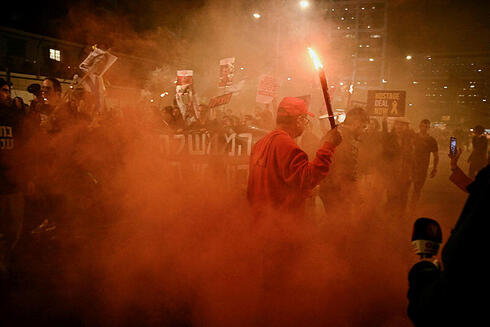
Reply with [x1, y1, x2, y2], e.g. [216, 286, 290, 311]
[450, 136, 457, 155]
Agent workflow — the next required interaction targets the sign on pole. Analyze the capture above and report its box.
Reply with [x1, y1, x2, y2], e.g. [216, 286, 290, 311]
[176, 70, 193, 87]
[79, 48, 118, 76]
[366, 90, 406, 117]
[218, 57, 235, 88]
[175, 70, 197, 120]
[256, 74, 279, 104]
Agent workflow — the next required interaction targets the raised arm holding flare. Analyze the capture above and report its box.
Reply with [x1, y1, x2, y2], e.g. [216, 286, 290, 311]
[247, 97, 342, 219]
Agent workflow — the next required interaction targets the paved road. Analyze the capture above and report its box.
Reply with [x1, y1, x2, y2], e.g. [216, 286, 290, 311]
[415, 150, 469, 239]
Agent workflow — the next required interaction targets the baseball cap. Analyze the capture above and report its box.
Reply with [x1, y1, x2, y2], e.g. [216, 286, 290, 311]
[277, 97, 315, 117]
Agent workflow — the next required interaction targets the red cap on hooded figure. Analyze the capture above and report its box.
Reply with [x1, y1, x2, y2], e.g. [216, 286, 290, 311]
[276, 97, 315, 118]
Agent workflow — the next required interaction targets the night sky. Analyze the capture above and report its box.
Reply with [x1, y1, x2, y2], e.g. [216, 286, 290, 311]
[4, 0, 490, 54]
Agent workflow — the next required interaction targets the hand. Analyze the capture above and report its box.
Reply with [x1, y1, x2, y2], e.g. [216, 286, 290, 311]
[448, 147, 462, 170]
[324, 127, 342, 147]
[430, 168, 437, 178]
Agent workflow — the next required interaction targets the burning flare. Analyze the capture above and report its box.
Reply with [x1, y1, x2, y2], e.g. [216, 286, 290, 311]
[308, 47, 323, 70]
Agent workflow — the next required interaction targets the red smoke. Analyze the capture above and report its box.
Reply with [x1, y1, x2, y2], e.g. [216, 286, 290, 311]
[8, 2, 452, 326]
[12, 109, 417, 326]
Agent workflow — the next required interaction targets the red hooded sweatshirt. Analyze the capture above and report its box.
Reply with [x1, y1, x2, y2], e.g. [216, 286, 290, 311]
[247, 129, 336, 218]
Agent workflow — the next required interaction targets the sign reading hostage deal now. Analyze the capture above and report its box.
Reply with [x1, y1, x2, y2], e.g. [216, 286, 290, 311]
[366, 90, 406, 117]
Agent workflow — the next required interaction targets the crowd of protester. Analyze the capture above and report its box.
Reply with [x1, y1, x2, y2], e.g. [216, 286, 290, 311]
[2, 76, 488, 256]
[1, 75, 488, 325]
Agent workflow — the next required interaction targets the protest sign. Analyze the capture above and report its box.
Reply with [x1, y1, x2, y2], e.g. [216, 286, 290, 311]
[366, 90, 406, 117]
[176, 70, 193, 87]
[218, 57, 235, 88]
[209, 93, 233, 108]
[79, 48, 118, 76]
[175, 70, 198, 120]
[157, 132, 253, 189]
[159, 132, 254, 157]
[256, 75, 279, 104]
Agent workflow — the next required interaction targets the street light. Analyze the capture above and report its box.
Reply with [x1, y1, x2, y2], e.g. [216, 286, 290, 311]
[253, 12, 261, 19]
[299, 1, 309, 9]
[406, 55, 413, 60]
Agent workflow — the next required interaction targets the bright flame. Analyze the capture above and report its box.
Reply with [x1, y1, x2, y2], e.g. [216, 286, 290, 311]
[253, 13, 261, 19]
[307, 47, 323, 70]
[349, 84, 354, 94]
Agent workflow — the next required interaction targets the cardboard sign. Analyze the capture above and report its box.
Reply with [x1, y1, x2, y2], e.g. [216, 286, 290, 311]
[209, 93, 233, 108]
[79, 48, 118, 76]
[366, 90, 406, 117]
[176, 70, 193, 86]
[175, 70, 197, 120]
[256, 75, 279, 104]
[218, 57, 235, 88]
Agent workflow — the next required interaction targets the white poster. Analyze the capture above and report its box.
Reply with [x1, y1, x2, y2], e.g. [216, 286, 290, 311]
[175, 70, 198, 121]
[79, 48, 118, 76]
[218, 57, 235, 88]
[256, 74, 279, 104]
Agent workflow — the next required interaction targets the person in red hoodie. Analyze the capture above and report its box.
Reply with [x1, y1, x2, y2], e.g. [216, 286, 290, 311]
[247, 97, 342, 219]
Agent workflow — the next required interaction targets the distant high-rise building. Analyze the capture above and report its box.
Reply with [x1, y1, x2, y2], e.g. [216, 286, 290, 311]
[406, 52, 489, 124]
[322, 0, 388, 95]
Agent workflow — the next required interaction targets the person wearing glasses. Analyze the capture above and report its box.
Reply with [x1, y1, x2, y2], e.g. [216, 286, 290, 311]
[247, 97, 342, 220]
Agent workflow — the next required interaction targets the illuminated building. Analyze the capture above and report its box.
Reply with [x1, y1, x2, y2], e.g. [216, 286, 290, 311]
[407, 52, 490, 123]
[322, 0, 388, 93]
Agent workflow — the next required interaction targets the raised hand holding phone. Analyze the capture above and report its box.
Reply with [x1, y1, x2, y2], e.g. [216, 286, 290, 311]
[449, 136, 457, 156]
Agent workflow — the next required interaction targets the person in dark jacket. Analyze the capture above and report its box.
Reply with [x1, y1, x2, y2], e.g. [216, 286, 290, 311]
[318, 107, 369, 217]
[407, 163, 490, 326]
[0, 79, 26, 277]
[382, 117, 415, 216]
